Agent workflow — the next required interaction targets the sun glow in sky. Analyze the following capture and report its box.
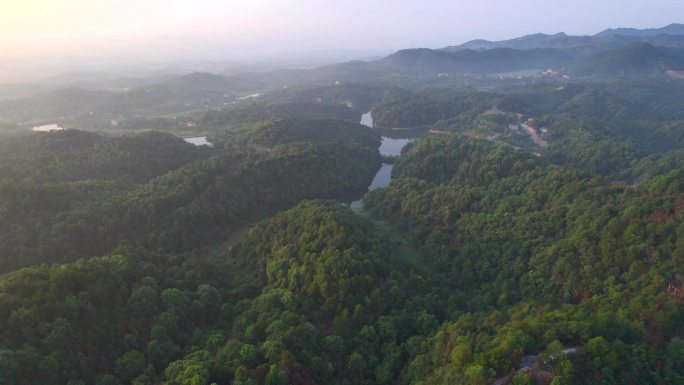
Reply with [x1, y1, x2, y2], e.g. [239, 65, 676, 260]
[1, 0, 682, 61]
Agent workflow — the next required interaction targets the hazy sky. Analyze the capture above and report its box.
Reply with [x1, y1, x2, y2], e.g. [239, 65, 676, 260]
[1, 0, 682, 61]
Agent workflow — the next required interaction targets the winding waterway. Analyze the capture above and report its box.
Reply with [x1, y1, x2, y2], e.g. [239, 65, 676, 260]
[351, 112, 422, 209]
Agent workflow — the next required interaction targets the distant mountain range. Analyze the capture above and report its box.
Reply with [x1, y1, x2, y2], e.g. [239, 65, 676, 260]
[382, 48, 572, 74]
[3, 23, 684, 110]
[381, 23, 684, 78]
[570, 42, 684, 77]
[443, 23, 684, 53]
[596, 23, 684, 37]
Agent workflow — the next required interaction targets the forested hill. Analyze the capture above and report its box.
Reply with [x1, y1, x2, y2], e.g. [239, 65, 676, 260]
[2, 23, 684, 385]
[0, 119, 381, 273]
[192, 101, 363, 131]
[364, 80, 684, 182]
[0, 130, 208, 184]
[208, 117, 379, 148]
[1, 133, 683, 385]
[366, 134, 684, 384]
[36, 140, 379, 266]
[0, 129, 216, 271]
[570, 42, 684, 77]
[0, 200, 440, 385]
[381, 48, 572, 74]
[445, 23, 684, 54]
[596, 23, 684, 37]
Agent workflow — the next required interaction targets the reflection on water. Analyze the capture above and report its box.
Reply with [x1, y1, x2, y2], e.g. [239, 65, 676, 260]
[237, 93, 262, 101]
[379, 137, 411, 157]
[350, 164, 393, 209]
[360, 111, 373, 128]
[32, 124, 65, 132]
[367, 164, 394, 190]
[184, 136, 214, 147]
[351, 111, 424, 209]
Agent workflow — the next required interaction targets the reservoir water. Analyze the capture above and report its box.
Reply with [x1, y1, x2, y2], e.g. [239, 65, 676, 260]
[362, 164, 394, 191]
[184, 136, 214, 147]
[32, 124, 65, 132]
[379, 137, 411, 156]
[351, 112, 421, 209]
[360, 111, 374, 128]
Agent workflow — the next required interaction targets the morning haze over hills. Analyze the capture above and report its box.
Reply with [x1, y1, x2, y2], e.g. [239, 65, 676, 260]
[3, 23, 684, 97]
[3, 23, 684, 129]
[2, 1, 684, 383]
[384, 23, 684, 77]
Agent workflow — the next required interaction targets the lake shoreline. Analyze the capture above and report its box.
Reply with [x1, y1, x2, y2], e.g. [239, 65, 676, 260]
[350, 111, 424, 209]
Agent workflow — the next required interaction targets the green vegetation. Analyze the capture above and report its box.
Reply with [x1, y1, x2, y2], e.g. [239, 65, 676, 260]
[0, 130, 213, 271]
[382, 48, 572, 74]
[194, 101, 362, 132]
[1, 41, 684, 385]
[0, 130, 207, 184]
[207, 117, 378, 149]
[365, 135, 684, 384]
[0, 119, 381, 272]
[0, 200, 442, 385]
[368, 80, 684, 180]
[569, 43, 684, 78]
[1, 130, 682, 385]
[372, 88, 493, 128]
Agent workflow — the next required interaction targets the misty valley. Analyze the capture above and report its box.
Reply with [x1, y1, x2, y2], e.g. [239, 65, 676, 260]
[2, 20, 684, 385]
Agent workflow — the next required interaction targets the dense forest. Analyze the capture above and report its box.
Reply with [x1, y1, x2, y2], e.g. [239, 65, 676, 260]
[2, 128, 683, 384]
[368, 80, 684, 181]
[0, 118, 381, 273]
[2, 34, 684, 384]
